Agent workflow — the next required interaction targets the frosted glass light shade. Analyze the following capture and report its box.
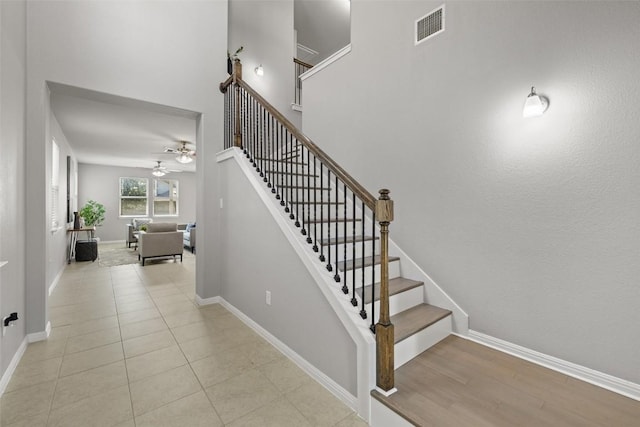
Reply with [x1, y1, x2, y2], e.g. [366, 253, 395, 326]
[176, 153, 193, 164]
[255, 64, 264, 76]
[523, 87, 548, 118]
[152, 169, 165, 177]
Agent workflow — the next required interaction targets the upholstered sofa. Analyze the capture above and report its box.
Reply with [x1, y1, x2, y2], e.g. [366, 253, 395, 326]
[126, 218, 153, 248]
[138, 222, 183, 266]
[183, 223, 196, 253]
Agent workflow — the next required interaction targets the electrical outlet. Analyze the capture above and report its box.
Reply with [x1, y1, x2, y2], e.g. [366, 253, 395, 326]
[220, 198, 224, 209]
[266, 291, 271, 305]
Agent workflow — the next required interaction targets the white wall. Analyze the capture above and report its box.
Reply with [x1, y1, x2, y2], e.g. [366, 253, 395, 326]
[228, 0, 301, 128]
[26, 0, 227, 335]
[77, 163, 196, 242]
[0, 0, 27, 377]
[302, 1, 640, 384]
[219, 156, 357, 394]
[48, 111, 77, 286]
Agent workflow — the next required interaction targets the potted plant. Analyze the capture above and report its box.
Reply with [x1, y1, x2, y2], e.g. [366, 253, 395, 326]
[227, 46, 243, 74]
[79, 200, 106, 227]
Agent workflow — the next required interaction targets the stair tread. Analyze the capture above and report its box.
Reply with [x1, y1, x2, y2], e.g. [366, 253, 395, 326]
[319, 235, 378, 246]
[392, 303, 452, 344]
[278, 185, 331, 190]
[290, 201, 344, 205]
[336, 255, 400, 272]
[266, 171, 318, 177]
[256, 158, 306, 165]
[307, 218, 361, 224]
[360, 277, 423, 304]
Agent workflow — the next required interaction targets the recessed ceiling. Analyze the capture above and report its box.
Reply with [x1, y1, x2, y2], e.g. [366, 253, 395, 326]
[49, 82, 198, 173]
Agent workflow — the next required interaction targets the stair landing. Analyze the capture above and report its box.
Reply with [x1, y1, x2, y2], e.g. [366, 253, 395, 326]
[372, 335, 640, 426]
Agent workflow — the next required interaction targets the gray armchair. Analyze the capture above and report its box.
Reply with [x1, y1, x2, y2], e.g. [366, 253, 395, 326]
[183, 223, 196, 253]
[138, 222, 183, 266]
[126, 218, 153, 248]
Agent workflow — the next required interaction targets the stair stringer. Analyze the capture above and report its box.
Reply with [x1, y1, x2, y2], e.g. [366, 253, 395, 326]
[218, 147, 376, 422]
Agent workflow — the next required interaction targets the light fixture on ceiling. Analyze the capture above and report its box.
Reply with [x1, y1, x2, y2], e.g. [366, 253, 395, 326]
[176, 152, 193, 164]
[523, 86, 548, 118]
[152, 161, 167, 177]
[255, 64, 264, 77]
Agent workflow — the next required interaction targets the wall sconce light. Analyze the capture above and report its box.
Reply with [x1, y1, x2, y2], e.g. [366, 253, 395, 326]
[523, 86, 548, 118]
[254, 64, 264, 77]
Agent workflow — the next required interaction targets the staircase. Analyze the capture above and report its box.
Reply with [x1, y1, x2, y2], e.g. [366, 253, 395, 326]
[220, 60, 467, 424]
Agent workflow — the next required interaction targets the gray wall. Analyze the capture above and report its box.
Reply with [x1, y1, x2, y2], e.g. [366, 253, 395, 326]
[78, 163, 196, 242]
[219, 157, 357, 395]
[0, 0, 27, 377]
[303, 1, 640, 384]
[25, 0, 227, 335]
[229, 0, 301, 128]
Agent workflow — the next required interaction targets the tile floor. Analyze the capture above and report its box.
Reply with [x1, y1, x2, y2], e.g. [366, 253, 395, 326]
[1, 243, 368, 426]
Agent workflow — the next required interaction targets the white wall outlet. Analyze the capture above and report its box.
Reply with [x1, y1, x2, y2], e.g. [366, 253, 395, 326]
[265, 291, 271, 305]
[219, 198, 224, 209]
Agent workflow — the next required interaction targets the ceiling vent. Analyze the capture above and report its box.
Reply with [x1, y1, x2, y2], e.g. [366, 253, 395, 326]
[415, 5, 445, 45]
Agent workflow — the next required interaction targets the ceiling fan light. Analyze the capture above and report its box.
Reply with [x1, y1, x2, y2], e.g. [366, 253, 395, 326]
[152, 169, 166, 177]
[176, 153, 193, 164]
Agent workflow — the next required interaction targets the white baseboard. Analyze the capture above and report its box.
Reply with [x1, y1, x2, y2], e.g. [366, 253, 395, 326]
[462, 330, 640, 401]
[27, 321, 51, 343]
[217, 298, 358, 411]
[194, 295, 221, 306]
[0, 337, 28, 396]
[49, 266, 65, 296]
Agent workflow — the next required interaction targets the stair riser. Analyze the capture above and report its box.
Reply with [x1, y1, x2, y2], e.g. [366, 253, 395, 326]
[394, 315, 451, 369]
[371, 286, 423, 322]
[335, 260, 400, 288]
[319, 240, 378, 262]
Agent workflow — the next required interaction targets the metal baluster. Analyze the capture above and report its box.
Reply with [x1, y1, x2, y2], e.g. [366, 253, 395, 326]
[304, 148, 311, 241]
[279, 125, 285, 206]
[301, 146, 307, 235]
[312, 155, 318, 250]
[319, 164, 325, 262]
[259, 105, 264, 179]
[370, 211, 376, 333]
[342, 184, 348, 292]
[334, 175, 340, 282]
[360, 202, 367, 319]
[270, 116, 276, 193]
[326, 170, 332, 272]
[351, 193, 357, 305]
[292, 138, 298, 222]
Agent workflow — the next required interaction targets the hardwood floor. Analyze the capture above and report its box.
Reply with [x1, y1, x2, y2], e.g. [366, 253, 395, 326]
[372, 335, 640, 426]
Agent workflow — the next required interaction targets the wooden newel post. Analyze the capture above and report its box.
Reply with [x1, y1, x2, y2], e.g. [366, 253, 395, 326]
[375, 188, 395, 392]
[233, 59, 243, 149]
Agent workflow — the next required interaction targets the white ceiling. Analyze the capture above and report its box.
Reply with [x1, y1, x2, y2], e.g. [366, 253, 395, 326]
[49, 82, 198, 173]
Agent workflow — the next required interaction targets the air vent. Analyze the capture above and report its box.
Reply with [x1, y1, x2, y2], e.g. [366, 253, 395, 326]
[415, 5, 445, 45]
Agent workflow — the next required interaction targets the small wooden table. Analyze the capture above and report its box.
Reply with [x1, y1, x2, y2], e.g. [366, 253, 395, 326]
[67, 227, 96, 264]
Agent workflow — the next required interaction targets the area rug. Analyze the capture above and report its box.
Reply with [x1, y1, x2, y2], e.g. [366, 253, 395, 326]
[98, 243, 140, 267]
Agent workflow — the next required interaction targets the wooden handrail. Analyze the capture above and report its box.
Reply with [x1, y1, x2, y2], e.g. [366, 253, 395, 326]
[234, 78, 377, 210]
[219, 75, 233, 93]
[293, 57, 314, 69]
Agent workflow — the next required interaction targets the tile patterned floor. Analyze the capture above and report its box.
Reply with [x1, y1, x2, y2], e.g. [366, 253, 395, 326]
[1, 244, 368, 426]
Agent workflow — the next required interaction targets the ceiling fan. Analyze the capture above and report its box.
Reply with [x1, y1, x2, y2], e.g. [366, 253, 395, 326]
[163, 141, 196, 164]
[151, 161, 181, 177]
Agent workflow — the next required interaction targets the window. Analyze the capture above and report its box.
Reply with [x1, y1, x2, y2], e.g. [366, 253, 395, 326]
[153, 179, 179, 216]
[51, 139, 60, 230]
[120, 177, 148, 217]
